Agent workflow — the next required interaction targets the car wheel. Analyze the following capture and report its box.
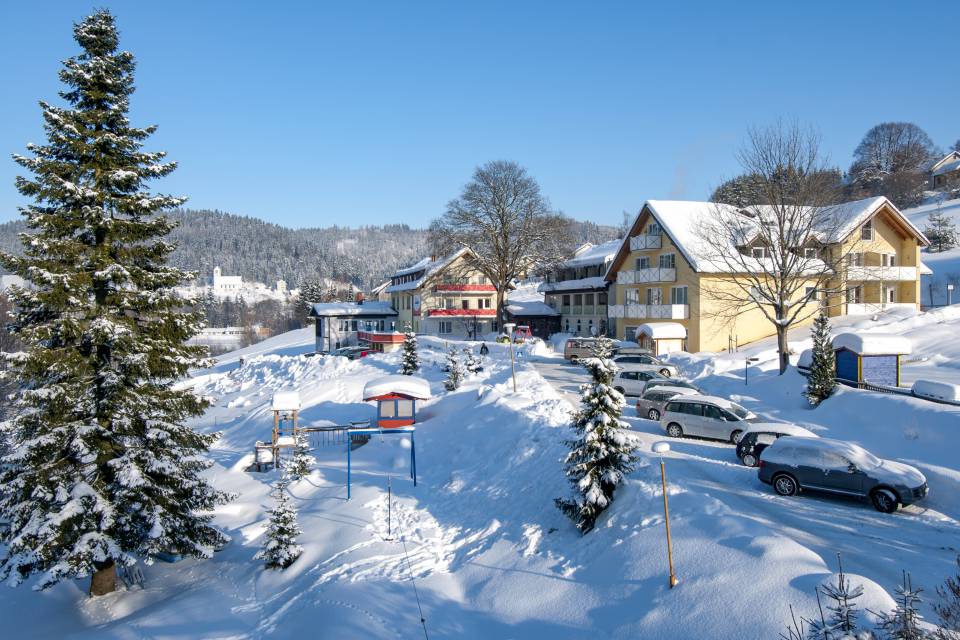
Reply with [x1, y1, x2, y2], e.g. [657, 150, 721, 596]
[741, 452, 758, 467]
[659, 368, 671, 377]
[870, 489, 899, 513]
[773, 473, 799, 496]
[648, 408, 660, 421]
[666, 423, 683, 438]
[730, 429, 743, 444]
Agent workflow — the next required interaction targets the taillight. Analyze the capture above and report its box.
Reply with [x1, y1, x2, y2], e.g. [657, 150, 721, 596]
[757, 460, 765, 470]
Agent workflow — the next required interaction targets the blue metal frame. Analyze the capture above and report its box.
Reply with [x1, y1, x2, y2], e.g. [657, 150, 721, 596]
[346, 426, 417, 500]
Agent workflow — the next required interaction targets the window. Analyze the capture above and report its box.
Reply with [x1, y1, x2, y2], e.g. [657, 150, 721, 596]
[647, 288, 662, 305]
[861, 220, 873, 240]
[562, 294, 570, 307]
[752, 246, 767, 259]
[804, 247, 818, 259]
[585, 293, 594, 306]
[480, 298, 491, 309]
[682, 403, 704, 416]
[804, 286, 817, 301]
[847, 286, 863, 304]
[462, 299, 470, 309]
[659, 253, 676, 269]
[573, 294, 582, 306]
[703, 405, 725, 420]
[380, 401, 396, 418]
[395, 400, 414, 418]
[882, 253, 897, 267]
[885, 286, 897, 303]
[445, 298, 455, 309]
[847, 252, 864, 267]
[626, 289, 640, 304]
[670, 286, 688, 305]
[636, 256, 651, 270]
[647, 222, 662, 236]
[439, 321, 453, 334]
[598, 292, 608, 305]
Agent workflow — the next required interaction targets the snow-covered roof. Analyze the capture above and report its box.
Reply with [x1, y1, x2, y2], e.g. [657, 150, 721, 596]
[507, 280, 559, 317]
[833, 332, 912, 355]
[561, 239, 622, 268]
[648, 386, 699, 398]
[272, 391, 301, 411]
[669, 394, 747, 412]
[310, 301, 397, 317]
[919, 261, 933, 275]
[363, 375, 431, 400]
[824, 196, 927, 245]
[635, 322, 687, 340]
[930, 151, 960, 172]
[933, 158, 960, 177]
[539, 276, 609, 293]
[385, 248, 472, 293]
[742, 422, 818, 438]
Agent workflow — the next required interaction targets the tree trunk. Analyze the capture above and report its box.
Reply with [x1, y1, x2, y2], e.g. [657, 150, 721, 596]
[90, 559, 116, 596]
[776, 324, 790, 375]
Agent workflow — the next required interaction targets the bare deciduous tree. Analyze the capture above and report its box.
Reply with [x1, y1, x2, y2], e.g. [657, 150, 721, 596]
[849, 122, 939, 208]
[430, 160, 572, 326]
[696, 123, 852, 374]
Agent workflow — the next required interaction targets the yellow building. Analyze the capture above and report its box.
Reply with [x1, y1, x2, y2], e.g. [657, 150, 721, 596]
[605, 197, 930, 354]
[386, 248, 497, 339]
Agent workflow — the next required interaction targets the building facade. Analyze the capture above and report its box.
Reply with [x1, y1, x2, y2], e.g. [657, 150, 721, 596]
[309, 300, 399, 353]
[930, 151, 960, 190]
[540, 239, 619, 336]
[386, 249, 498, 339]
[605, 197, 929, 354]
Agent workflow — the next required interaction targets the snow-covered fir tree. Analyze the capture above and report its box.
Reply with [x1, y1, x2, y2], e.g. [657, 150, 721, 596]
[876, 573, 930, 640]
[555, 337, 638, 533]
[298, 278, 325, 314]
[806, 556, 871, 639]
[0, 11, 230, 596]
[444, 346, 465, 391]
[399, 323, 419, 375]
[924, 207, 958, 253]
[934, 556, 960, 640]
[255, 476, 303, 570]
[805, 312, 837, 406]
[463, 346, 482, 375]
[284, 432, 315, 481]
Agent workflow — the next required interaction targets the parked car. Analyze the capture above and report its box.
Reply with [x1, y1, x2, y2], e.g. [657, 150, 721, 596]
[330, 346, 370, 360]
[636, 386, 699, 421]
[642, 378, 701, 394]
[563, 338, 604, 361]
[758, 437, 928, 513]
[660, 394, 757, 443]
[613, 369, 667, 396]
[613, 353, 679, 378]
[735, 423, 818, 467]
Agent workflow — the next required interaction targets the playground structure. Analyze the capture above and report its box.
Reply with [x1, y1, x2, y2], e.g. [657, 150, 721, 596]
[253, 390, 302, 470]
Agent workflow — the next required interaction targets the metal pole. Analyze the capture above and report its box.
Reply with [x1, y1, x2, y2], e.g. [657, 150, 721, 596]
[745, 360, 748, 385]
[661, 460, 678, 588]
[346, 436, 351, 500]
[387, 476, 392, 539]
[411, 431, 417, 486]
[509, 341, 517, 393]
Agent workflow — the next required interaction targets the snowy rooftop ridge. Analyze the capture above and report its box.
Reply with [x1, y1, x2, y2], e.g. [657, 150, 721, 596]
[310, 301, 397, 317]
[362, 375, 431, 400]
[561, 239, 622, 268]
[833, 332, 912, 355]
[385, 248, 472, 293]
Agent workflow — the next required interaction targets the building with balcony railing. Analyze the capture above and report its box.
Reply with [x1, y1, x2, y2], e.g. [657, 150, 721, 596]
[604, 197, 930, 355]
[539, 239, 620, 336]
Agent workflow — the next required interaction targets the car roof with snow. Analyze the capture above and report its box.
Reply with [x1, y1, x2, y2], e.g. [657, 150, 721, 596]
[741, 422, 817, 438]
[665, 394, 741, 408]
[643, 386, 698, 397]
[763, 435, 874, 460]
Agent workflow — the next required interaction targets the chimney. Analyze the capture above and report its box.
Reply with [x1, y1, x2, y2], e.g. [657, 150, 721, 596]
[355, 292, 365, 305]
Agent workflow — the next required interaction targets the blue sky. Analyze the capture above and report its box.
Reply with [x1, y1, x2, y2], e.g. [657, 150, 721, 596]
[0, 1, 957, 228]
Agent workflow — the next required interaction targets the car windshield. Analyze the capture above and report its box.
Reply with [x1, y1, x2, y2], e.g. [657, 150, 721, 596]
[847, 445, 882, 470]
[728, 403, 750, 419]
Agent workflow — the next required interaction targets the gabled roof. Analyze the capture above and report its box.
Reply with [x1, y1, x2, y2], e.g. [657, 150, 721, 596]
[561, 239, 622, 268]
[385, 248, 473, 293]
[933, 159, 960, 177]
[930, 151, 960, 173]
[605, 196, 929, 280]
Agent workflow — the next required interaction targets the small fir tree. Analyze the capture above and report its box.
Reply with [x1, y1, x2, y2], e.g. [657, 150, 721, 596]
[555, 337, 638, 533]
[875, 572, 930, 640]
[284, 432, 315, 481]
[805, 313, 837, 406]
[255, 477, 303, 570]
[924, 207, 958, 253]
[0, 11, 230, 596]
[934, 556, 960, 640]
[806, 555, 871, 639]
[463, 346, 482, 374]
[444, 346, 465, 391]
[399, 323, 419, 375]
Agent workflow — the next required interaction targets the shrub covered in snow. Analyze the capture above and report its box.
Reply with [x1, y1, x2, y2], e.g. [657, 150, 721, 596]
[556, 336, 638, 533]
[256, 477, 303, 570]
[463, 347, 482, 374]
[444, 346, 465, 391]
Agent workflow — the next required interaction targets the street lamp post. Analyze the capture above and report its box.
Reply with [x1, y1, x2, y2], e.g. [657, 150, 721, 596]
[652, 441, 678, 588]
[503, 322, 517, 393]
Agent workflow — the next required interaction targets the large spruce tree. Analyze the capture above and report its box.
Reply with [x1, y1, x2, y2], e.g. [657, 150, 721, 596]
[805, 312, 837, 406]
[0, 11, 230, 596]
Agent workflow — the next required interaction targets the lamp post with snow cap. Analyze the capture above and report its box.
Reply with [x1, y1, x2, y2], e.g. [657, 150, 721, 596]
[745, 356, 760, 385]
[503, 322, 517, 393]
[652, 441, 678, 588]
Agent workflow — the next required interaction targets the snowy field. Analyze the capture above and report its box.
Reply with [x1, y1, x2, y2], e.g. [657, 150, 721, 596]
[2, 309, 960, 639]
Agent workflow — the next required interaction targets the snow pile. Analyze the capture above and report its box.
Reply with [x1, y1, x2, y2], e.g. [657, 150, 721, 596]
[362, 375, 431, 399]
[832, 332, 912, 355]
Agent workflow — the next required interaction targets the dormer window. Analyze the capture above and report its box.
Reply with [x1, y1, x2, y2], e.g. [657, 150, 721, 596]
[751, 247, 767, 259]
[861, 219, 874, 241]
[804, 247, 818, 259]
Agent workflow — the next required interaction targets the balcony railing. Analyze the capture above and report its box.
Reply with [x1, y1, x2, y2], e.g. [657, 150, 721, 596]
[845, 266, 918, 282]
[616, 268, 676, 284]
[608, 304, 689, 319]
[433, 283, 497, 293]
[629, 234, 662, 251]
[425, 308, 497, 318]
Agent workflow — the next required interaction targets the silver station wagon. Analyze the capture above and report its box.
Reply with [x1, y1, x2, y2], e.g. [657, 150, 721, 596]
[660, 394, 758, 443]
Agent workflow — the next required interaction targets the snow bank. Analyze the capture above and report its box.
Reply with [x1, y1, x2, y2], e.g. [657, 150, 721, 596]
[636, 322, 686, 340]
[912, 379, 960, 403]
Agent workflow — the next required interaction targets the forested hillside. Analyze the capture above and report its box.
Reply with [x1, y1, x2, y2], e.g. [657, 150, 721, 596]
[0, 209, 618, 289]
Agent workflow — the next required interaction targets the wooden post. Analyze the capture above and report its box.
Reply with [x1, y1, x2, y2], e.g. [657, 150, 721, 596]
[661, 460, 678, 588]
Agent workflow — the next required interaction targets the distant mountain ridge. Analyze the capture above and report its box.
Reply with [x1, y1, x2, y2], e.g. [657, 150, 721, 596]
[0, 208, 618, 290]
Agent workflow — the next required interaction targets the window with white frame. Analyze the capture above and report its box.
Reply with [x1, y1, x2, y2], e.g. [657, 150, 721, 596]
[647, 222, 662, 236]
[752, 246, 767, 259]
[438, 321, 453, 334]
[861, 219, 874, 240]
[847, 286, 863, 304]
[804, 247, 818, 259]
[636, 256, 651, 270]
[670, 286, 688, 305]
[646, 287, 662, 305]
[882, 253, 897, 267]
[804, 286, 817, 301]
[847, 252, 864, 267]
[626, 288, 640, 305]
[658, 253, 676, 269]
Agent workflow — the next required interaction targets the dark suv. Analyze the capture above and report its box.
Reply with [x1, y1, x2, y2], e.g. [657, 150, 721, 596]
[735, 423, 818, 467]
[758, 437, 928, 513]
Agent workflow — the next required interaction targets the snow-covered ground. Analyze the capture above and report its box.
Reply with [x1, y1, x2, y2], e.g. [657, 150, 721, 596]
[3, 309, 960, 639]
[904, 196, 960, 307]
